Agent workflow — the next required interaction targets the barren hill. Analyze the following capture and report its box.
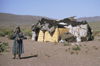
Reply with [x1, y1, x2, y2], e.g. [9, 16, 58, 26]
[0, 13, 100, 29]
[77, 16, 100, 22]
[0, 13, 43, 29]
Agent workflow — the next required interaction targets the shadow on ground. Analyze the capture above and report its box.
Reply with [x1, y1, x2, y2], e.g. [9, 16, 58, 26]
[21, 54, 38, 59]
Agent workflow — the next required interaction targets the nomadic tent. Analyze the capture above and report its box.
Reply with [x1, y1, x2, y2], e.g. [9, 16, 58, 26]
[32, 17, 93, 42]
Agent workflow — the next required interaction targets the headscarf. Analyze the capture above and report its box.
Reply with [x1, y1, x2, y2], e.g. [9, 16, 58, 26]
[15, 26, 23, 36]
[15, 26, 21, 33]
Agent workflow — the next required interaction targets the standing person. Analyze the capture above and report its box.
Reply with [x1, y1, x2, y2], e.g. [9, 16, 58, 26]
[12, 26, 24, 59]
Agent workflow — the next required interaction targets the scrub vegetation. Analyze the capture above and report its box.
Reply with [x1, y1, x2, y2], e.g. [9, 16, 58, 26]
[0, 29, 32, 39]
[0, 42, 9, 52]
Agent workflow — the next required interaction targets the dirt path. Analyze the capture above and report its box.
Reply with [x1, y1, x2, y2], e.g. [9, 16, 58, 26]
[0, 37, 100, 66]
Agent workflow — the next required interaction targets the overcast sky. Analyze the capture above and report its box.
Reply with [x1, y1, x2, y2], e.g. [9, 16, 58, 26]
[0, 0, 100, 19]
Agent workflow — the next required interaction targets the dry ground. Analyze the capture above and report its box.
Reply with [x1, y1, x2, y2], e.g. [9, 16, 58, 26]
[0, 37, 100, 66]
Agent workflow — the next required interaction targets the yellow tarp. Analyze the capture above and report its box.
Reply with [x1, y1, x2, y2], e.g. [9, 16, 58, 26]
[38, 28, 68, 42]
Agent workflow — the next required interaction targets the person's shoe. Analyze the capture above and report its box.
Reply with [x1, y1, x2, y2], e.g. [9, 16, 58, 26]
[18, 54, 21, 60]
[18, 56, 21, 60]
[12, 57, 16, 59]
[18, 57, 20, 60]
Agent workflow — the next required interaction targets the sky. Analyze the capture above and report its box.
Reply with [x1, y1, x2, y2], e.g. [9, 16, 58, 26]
[0, 0, 100, 19]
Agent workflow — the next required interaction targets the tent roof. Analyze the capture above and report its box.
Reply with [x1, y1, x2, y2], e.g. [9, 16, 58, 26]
[39, 18, 88, 28]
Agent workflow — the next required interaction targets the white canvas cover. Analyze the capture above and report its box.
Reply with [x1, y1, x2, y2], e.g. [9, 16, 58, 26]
[32, 31, 36, 41]
[64, 24, 88, 42]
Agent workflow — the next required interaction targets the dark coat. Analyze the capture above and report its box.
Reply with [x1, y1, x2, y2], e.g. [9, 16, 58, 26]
[12, 31, 24, 54]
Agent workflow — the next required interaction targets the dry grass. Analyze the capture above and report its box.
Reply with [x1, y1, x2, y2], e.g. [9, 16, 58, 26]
[0, 28, 32, 39]
[88, 21, 100, 31]
[88, 21, 100, 37]
[0, 42, 9, 52]
[72, 45, 81, 51]
[70, 51, 74, 54]
[64, 43, 71, 46]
